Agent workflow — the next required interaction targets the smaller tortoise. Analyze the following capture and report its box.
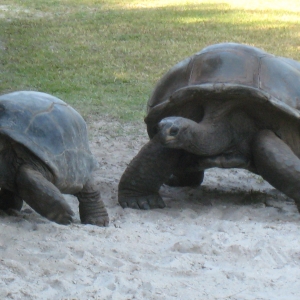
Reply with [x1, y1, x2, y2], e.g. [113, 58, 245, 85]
[118, 43, 300, 212]
[0, 91, 109, 226]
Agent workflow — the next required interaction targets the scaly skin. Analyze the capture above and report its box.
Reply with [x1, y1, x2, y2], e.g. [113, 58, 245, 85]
[252, 130, 300, 212]
[158, 117, 300, 213]
[16, 165, 74, 225]
[76, 179, 109, 227]
[118, 136, 182, 209]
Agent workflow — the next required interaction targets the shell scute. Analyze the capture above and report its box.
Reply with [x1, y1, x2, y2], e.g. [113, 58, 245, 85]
[189, 48, 260, 87]
[146, 43, 300, 136]
[259, 56, 300, 110]
[0, 91, 96, 192]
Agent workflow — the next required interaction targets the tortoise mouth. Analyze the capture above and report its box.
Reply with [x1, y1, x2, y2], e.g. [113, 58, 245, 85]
[158, 131, 177, 144]
[159, 137, 177, 148]
[163, 136, 176, 143]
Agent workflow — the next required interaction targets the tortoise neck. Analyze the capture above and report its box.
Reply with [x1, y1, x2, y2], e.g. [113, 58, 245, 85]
[183, 118, 233, 156]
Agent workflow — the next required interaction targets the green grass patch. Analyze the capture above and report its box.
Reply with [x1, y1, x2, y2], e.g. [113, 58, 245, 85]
[1, 0, 300, 121]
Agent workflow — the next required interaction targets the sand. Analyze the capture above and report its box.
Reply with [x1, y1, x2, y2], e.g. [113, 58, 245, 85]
[0, 119, 300, 300]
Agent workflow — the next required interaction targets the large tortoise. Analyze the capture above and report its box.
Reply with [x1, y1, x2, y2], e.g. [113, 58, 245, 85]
[118, 43, 300, 212]
[0, 91, 109, 226]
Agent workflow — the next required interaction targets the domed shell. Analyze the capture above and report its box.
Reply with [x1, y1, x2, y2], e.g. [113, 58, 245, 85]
[0, 91, 96, 193]
[145, 43, 300, 138]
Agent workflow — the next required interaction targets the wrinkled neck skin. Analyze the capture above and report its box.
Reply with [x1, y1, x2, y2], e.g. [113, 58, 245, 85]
[159, 100, 258, 158]
[183, 117, 233, 156]
[173, 100, 232, 155]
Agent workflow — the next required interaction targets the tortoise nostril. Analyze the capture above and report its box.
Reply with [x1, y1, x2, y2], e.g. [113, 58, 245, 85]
[169, 126, 179, 136]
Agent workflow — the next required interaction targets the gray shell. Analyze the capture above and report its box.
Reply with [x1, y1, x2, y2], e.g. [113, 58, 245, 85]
[145, 43, 300, 138]
[0, 91, 96, 193]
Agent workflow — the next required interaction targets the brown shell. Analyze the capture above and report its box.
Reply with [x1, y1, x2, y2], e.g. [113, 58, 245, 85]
[145, 43, 300, 138]
[0, 91, 97, 192]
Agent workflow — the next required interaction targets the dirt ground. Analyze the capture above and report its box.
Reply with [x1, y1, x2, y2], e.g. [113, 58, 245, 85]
[0, 119, 300, 300]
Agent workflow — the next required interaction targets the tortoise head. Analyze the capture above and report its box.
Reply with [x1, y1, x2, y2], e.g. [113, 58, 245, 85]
[157, 115, 234, 156]
[157, 116, 196, 149]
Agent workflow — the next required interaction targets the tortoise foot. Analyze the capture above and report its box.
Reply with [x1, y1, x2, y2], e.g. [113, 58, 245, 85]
[118, 192, 166, 210]
[45, 204, 74, 225]
[79, 201, 109, 227]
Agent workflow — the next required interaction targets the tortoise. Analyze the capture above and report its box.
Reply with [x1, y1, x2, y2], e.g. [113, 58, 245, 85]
[118, 42, 300, 212]
[0, 91, 109, 226]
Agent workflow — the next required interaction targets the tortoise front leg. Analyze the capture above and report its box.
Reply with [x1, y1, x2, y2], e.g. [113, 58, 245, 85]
[252, 130, 300, 212]
[75, 179, 109, 227]
[118, 137, 182, 209]
[15, 165, 74, 224]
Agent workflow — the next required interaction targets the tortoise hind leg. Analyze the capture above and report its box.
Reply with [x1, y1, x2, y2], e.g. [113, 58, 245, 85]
[165, 153, 204, 187]
[118, 137, 182, 209]
[165, 171, 204, 187]
[0, 189, 23, 211]
[252, 130, 300, 211]
[15, 165, 74, 224]
[75, 179, 109, 227]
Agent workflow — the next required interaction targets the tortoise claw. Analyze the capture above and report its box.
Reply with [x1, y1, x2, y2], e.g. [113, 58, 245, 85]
[140, 202, 151, 210]
[81, 215, 109, 227]
[79, 201, 109, 227]
[46, 207, 74, 225]
[118, 193, 166, 210]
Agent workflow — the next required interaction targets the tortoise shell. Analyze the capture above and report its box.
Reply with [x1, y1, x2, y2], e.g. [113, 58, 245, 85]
[145, 43, 300, 138]
[0, 91, 96, 193]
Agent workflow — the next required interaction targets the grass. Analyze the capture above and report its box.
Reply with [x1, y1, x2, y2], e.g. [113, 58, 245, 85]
[1, 0, 300, 121]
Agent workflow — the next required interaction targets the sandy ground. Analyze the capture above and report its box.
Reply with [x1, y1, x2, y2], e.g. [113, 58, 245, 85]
[0, 119, 300, 300]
